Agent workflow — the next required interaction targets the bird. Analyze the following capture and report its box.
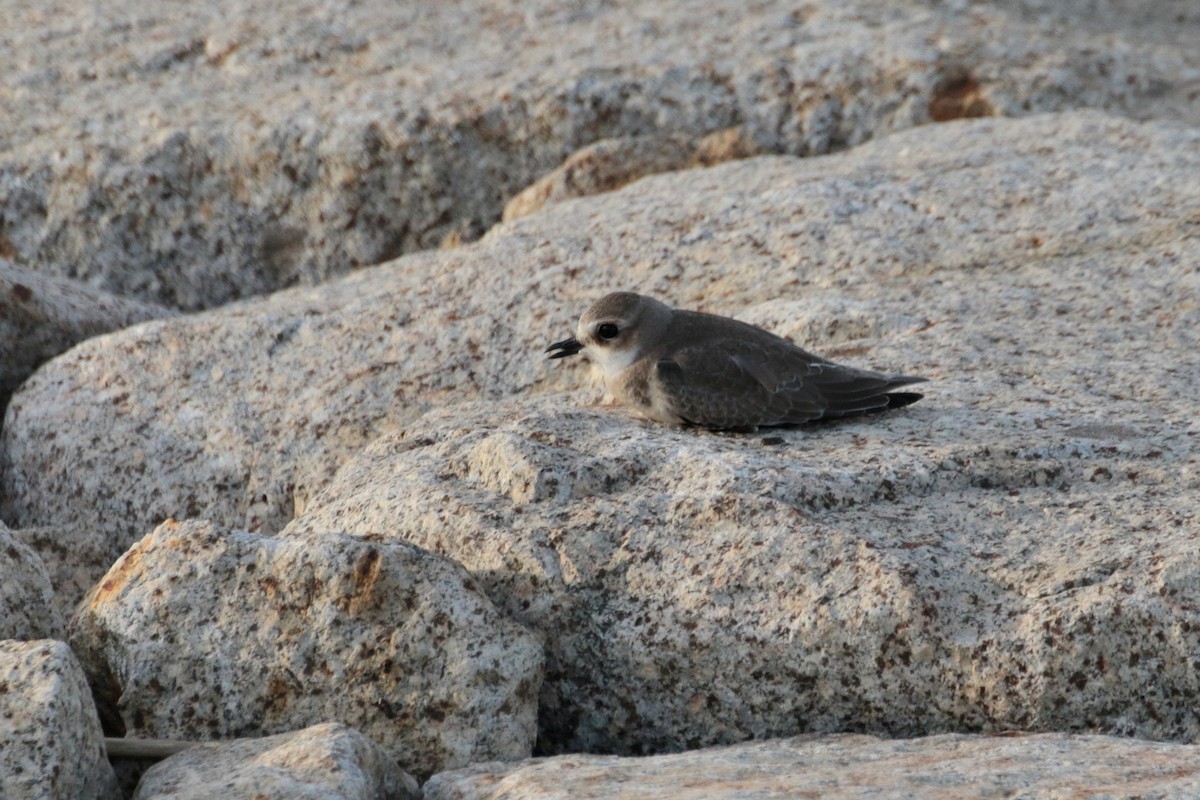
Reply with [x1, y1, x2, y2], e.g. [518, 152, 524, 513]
[545, 291, 926, 431]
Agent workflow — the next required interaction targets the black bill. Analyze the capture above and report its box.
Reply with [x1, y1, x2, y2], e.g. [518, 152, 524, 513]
[545, 337, 583, 359]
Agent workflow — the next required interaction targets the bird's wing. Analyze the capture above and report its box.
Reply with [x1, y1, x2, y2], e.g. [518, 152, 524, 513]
[787, 361, 926, 420]
[656, 338, 924, 429]
[653, 339, 824, 429]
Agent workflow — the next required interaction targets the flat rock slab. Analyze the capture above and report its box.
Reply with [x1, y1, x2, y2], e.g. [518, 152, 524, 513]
[69, 519, 543, 779]
[131, 722, 419, 800]
[423, 732, 1200, 799]
[0, 639, 120, 800]
[2, 1, 1199, 308]
[3, 111, 1197, 573]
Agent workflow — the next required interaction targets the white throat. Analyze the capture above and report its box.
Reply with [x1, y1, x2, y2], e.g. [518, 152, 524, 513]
[587, 343, 642, 381]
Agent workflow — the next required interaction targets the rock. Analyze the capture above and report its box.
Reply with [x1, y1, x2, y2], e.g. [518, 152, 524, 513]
[0, 639, 121, 800]
[0, 259, 172, 405]
[131, 722, 419, 800]
[284, 364, 1198, 753]
[3, 110, 1197, 610]
[423, 732, 1200, 799]
[1, 1, 1198, 308]
[69, 519, 543, 779]
[9, 522, 118, 624]
[0, 520, 66, 640]
[502, 129, 764, 222]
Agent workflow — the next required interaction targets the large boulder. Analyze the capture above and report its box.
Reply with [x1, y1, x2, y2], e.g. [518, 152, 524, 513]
[0, 520, 66, 640]
[0, 259, 171, 406]
[2, 111, 1197, 602]
[265, 117, 1196, 752]
[424, 732, 1200, 799]
[0, 639, 120, 800]
[7, 521, 115, 624]
[70, 519, 543, 779]
[1, 1, 1198, 309]
[283, 377, 1196, 753]
[131, 723, 419, 800]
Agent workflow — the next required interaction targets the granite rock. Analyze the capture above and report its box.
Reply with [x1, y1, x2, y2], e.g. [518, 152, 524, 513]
[69, 519, 543, 779]
[2, 1, 1198, 308]
[0, 520, 66, 640]
[131, 723, 419, 800]
[8, 522, 115, 624]
[284, 368, 1198, 752]
[3, 111, 1197, 608]
[424, 732, 1200, 800]
[270, 116, 1198, 752]
[0, 259, 172, 405]
[0, 639, 120, 800]
[0, 4, 1196, 793]
[502, 129, 764, 222]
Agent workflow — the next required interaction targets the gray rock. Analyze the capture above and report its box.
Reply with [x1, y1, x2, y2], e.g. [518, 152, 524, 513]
[284, 370, 1197, 753]
[0, 259, 172, 403]
[0, 520, 65, 640]
[1, 1, 1198, 308]
[273, 114, 1195, 753]
[69, 519, 542, 779]
[423, 732, 1200, 800]
[0, 639, 121, 800]
[9, 522, 118, 624]
[131, 722, 419, 800]
[3, 110, 1197, 592]
[502, 129, 764, 222]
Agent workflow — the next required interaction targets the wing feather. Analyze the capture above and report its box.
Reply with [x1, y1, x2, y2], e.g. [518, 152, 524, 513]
[653, 337, 924, 429]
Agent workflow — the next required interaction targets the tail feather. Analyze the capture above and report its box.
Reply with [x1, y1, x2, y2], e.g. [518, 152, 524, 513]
[814, 372, 925, 416]
[880, 391, 924, 410]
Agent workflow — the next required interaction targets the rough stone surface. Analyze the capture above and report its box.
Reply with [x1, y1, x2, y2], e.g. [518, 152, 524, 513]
[0, 259, 172, 403]
[0, 520, 66, 640]
[257, 115, 1198, 753]
[502, 129, 763, 222]
[0, 639, 121, 800]
[69, 519, 543, 779]
[285, 367, 1198, 753]
[132, 722, 419, 800]
[424, 732, 1200, 800]
[9, 522, 115, 624]
[3, 111, 1197, 610]
[2, 1, 1199, 308]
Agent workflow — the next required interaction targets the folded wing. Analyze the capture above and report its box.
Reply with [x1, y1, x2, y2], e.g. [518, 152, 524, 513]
[654, 338, 924, 430]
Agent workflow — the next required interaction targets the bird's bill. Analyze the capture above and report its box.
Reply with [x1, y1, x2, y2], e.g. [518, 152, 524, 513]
[545, 337, 583, 359]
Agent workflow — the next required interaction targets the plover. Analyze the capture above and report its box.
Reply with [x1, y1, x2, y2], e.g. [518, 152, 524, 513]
[546, 291, 926, 431]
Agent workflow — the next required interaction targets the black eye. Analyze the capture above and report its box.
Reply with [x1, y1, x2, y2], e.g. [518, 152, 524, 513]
[597, 323, 620, 340]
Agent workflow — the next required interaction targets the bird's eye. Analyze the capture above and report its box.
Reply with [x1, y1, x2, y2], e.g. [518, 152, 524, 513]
[597, 323, 620, 340]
